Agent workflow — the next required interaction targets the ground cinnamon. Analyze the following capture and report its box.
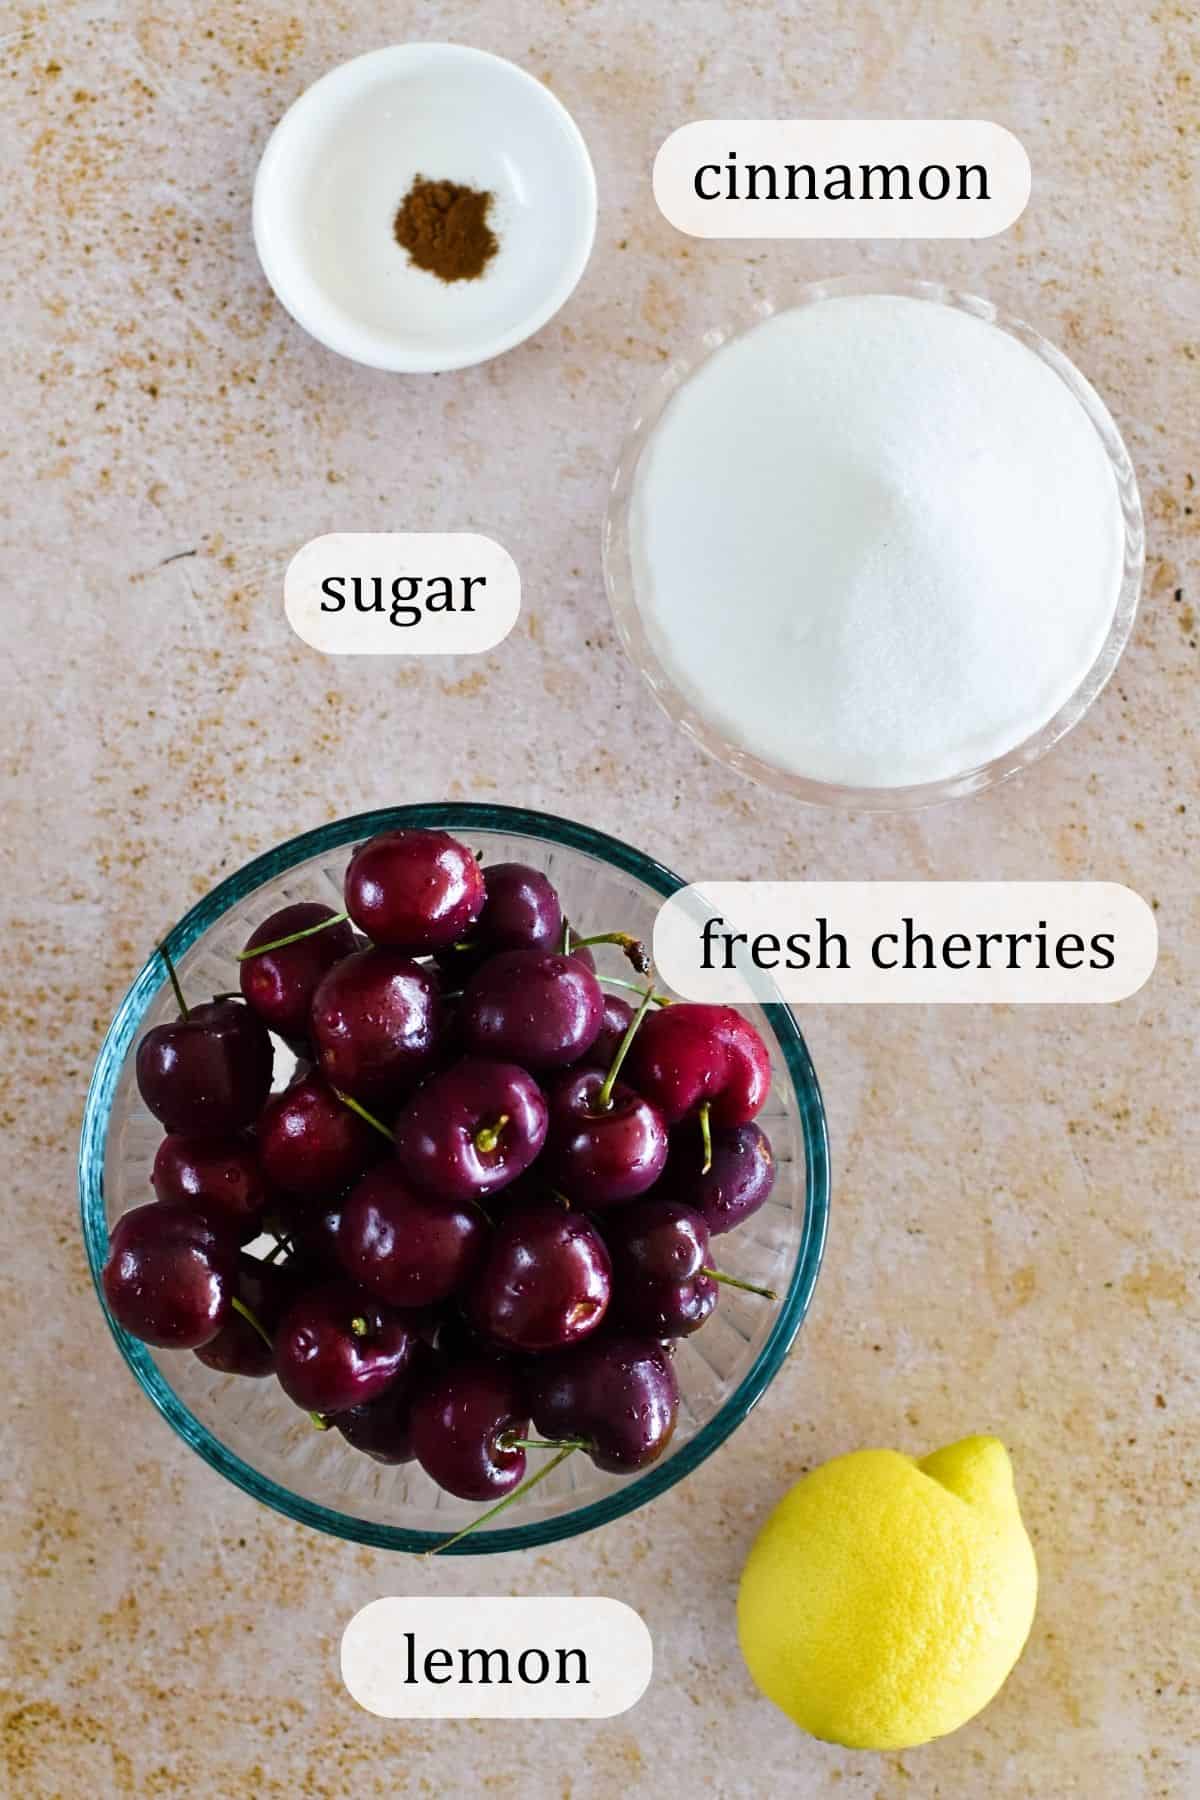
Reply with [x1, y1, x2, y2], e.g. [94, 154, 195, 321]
[393, 176, 498, 283]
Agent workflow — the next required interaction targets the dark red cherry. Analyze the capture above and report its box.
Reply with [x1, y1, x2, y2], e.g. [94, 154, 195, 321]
[625, 1003, 771, 1127]
[257, 1071, 382, 1198]
[344, 828, 485, 953]
[460, 949, 603, 1070]
[102, 1201, 237, 1349]
[151, 1133, 269, 1235]
[310, 947, 441, 1104]
[336, 1384, 416, 1463]
[335, 1340, 437, 1463]
[473, 862, 562, 952]
[239, 902, 357, 1040]
[437, 862, 563, 979]
[571, 993, 634, 1069]
[527, 1332, 679, 1472]
[546, 1068, 668, 1206]
[664, 1121, 776, 1235]
[274, 1282, 413, 1414]
[410, 1359, 528, 1502]
[466, 1198, 610, 1352]
[275, 1191, 344, 1266]
[602, 1197, 718, 1338]
[136, 998, 274, 1136]
[194, 1251, 299, 1377]
[393, 1058, 548, 1201]
[338, 1164, 489, 1308]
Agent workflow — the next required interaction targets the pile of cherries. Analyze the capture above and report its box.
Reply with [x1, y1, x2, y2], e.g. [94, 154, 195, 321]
[103, 827, 779, 1548]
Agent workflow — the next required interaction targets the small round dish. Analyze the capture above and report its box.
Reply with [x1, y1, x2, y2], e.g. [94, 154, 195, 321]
[80, 805, 829, 1555]
[603, 275, 1145, 811]
[253, 44, 597, 373]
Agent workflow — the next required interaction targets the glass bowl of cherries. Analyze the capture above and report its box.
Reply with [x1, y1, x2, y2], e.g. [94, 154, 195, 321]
[80, 804, 829, 1554]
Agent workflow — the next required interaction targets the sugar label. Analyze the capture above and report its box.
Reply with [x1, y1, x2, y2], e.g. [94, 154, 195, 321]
[285, 533, 520, 655]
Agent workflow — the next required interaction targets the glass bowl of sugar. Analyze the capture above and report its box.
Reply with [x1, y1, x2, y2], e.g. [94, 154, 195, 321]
[604, 276, 1144, 810]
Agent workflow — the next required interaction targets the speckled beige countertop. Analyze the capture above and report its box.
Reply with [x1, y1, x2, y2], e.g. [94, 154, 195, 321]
[2, 2, 1197, 1795]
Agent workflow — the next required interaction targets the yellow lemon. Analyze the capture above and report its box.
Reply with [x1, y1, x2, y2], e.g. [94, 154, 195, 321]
[737, 1435, 1037, 1750]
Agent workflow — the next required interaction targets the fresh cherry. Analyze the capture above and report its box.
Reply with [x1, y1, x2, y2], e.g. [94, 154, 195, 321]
[274, 1282, 413, 1414]
[664, 1121, 776, 1235]
[393, 1058, 548, 1201]
[527, 1332, 679, 1472]
[136, 997, 274, 1137]
[102, 1201, 237, 1349]
[335, 1340, 437, 1463]
[151, 1133, 269, 1236]
[572, 993, 634, 1069]
[460, 949, 603, 1070]
[310, 947, 441, 1104]
[546, 1069, 668, 1206]
[625, 1003, 771, 1150]
[437, 862, 563, 979]
[602, 1197, 717, 1337]
[338, 1164, 489, 1308]
[466, 1198, 610, 1352]
[274, 1190, 344, 1265]
[194, 1250, 298, 1377]
[239, 902, 357, 1040]
[608, 1196, 776, 1336]
[344, 828, 485, 953]
[410, 1358, 529, 1502]
[257, 1070, 381, 1198]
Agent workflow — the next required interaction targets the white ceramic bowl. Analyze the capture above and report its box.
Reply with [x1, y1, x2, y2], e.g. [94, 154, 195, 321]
[253, 44, 597, 373]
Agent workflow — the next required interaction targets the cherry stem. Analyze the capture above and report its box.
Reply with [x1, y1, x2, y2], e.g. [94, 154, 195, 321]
[698, 1101, 713, 1175]
[231, 1296, 273, 1349]
[597, 981, 656, 1111]
[702, 1267, 778, 1302]
[310, 1412, 330, 1431]
[158, 942, 189, 1021]
[350, 1315, 369, 1338]
[264, 1237, 293, 1264]
[501, 1437, 589, 1453]
[333, 1089, 395, 1142]
[236, 910, 349, 962]
[427, 1443, 579, 1557]
[569, 931, 651, 974]
[474, 1114, 509, 1155]
[598, 975, 673, 1007]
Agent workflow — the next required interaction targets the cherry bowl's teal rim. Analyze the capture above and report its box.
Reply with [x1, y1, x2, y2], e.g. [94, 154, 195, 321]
[79, 803, 830, 1555]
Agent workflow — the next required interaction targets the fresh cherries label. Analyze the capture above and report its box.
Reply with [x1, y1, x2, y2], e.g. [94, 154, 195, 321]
[106, 826, 781, 1551]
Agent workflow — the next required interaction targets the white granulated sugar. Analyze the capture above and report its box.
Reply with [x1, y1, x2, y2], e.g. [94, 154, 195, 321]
[629, 294, 1125, 789]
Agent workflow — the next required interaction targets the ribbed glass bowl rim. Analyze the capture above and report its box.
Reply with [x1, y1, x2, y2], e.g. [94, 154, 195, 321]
[79, 803, 830, 1555]
[603, 273, 1146, 811]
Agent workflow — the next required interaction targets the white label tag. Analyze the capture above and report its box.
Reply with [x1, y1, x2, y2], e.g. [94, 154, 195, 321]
[341, 1596, 652, 1719]
[653, 883, 1157, 1005]
[654, 120, 1031, 238]
[285, 532, 520, 655]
